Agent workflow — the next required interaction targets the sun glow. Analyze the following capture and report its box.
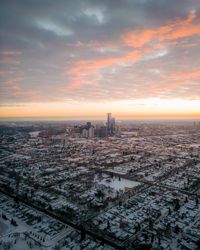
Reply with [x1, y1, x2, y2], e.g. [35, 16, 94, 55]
[0, 98, 199, 120]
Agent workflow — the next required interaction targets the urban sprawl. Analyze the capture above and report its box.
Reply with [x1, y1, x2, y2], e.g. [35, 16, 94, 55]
[0, 114, 200, 250]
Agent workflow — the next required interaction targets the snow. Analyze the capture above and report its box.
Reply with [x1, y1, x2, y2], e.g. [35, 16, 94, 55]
[29, 131, 41, 137]
[96, 175, 140, 191]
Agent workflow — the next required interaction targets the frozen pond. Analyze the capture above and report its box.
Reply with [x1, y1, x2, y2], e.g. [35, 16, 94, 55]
[95, 174, 140, 191]
[29, 131, 41, 137]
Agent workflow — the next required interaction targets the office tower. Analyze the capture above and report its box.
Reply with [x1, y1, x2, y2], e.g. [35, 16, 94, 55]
[98, 126, 107, 138]
[111, 117, 115, 135]
[88, 126, 95, 138]
[86, 122, 92, 129]
[106, 113, 116, 136]
[107, 112, 112, 136]
[82, 128, 89, 138]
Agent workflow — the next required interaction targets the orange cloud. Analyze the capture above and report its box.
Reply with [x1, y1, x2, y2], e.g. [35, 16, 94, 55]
[171, 69, 200, 80]
[67, 11, 200, 89]
[144, 80, 181, 97]
[68, 50, 141, 88]
[122, 11, 200, 48]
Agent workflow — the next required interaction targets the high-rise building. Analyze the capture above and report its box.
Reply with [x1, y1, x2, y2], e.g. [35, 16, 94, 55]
[82, 128, 89, 138]
[107, 112, 111, 136]
[86, 122, 92, 129]
[111, 117, 115, 135]
[98, 126, 107, 138]
[81, 122, 95, 138]
[106, 113, 115, 136]
[88, 126, 95, 138]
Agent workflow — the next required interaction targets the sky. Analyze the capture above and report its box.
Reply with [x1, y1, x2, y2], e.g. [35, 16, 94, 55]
[0, 0, 200, 120]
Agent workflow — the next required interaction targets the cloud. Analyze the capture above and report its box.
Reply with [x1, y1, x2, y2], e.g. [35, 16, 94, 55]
[67, 50, 141, 88]
[0, 57, 20, 64]
[171, 68, 200, 80]
[0, 50, 22, 56]
[122, 11, 200, 48]
[0, 0, 200, 108]
[35, 19, 73, 37]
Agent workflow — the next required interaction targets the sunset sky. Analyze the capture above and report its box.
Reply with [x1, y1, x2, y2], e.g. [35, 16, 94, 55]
[0, 0, 200, 120]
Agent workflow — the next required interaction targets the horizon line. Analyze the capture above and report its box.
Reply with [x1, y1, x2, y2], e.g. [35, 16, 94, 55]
[0, 115, 200, 122]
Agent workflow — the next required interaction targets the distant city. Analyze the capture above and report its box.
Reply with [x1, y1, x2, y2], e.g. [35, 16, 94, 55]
[0, 115, 200, 249]
[62, 113, 116, 140]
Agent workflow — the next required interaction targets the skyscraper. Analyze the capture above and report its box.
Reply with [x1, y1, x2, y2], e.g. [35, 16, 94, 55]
[111, 117, 115, 135]
[107, 113, 112, 136]
[106, 113, 115, 136]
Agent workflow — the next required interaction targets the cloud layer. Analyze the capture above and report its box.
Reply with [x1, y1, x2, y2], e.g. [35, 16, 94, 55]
[0, 0, 200, 111]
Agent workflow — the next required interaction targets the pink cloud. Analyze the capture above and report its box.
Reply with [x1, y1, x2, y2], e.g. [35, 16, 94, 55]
[0, 50, 22, 56]
[67, 50, 141, 88]
[122, 11, 200, 48]
[0, 56, 20, 64]
[171, 69, 200, 80]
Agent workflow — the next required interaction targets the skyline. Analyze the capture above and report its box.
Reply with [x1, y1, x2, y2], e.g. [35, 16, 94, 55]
[0, 0, 200, 119]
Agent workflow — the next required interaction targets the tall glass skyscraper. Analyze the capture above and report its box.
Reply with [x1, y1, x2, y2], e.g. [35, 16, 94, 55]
[107, 113, 115, 136]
